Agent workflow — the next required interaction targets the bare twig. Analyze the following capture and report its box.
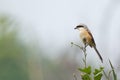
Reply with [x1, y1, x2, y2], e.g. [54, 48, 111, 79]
[73, 73, 77, 80]
[71, 42, 87, 68]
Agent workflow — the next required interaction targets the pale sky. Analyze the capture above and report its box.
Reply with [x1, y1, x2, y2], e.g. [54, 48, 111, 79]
[0, 0, 120, 65]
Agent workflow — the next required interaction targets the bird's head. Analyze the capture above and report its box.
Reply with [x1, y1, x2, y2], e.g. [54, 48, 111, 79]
[74, 25, 84, 29]
[74, 24, 88, 32]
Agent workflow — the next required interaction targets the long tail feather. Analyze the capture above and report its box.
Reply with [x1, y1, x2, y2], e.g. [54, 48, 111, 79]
[93, 46, 103, 63]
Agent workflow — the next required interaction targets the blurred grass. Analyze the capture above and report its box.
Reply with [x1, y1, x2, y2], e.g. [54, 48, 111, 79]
[109, 60, 117, 80]
[0, 14, 78, 80]
[0, 15, 29, 80]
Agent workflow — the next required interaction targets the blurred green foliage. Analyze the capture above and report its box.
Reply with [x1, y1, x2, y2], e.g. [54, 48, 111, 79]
[0, 15, 79, 80]
[0, 15, 29, 80]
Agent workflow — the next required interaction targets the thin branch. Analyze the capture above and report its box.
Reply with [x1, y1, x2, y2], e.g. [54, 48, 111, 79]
[73, 73, 77, 80]
[71, 42, 87, 68]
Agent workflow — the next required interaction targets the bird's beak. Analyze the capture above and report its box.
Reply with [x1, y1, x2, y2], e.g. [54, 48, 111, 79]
[74, 27, 77, 29]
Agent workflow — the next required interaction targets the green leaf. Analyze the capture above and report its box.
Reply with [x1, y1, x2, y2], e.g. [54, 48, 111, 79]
[93, 67, 104, 80]
[78, 66, 91, 74]
[94, 73, 103, 80]
[93, 67, 104, 75]
[81, 74, 91, 80]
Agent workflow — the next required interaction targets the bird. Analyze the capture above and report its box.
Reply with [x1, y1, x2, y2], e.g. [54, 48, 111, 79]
[74, 24, 103, 63]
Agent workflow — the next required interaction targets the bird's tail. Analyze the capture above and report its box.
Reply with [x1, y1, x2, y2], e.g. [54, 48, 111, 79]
[93, 46, 103, 63]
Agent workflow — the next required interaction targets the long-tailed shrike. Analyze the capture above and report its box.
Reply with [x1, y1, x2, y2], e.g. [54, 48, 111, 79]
[74, 24, 103, 63]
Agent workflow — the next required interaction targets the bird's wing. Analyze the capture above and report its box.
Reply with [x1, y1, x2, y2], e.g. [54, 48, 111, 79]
[85, 26, 96, 47]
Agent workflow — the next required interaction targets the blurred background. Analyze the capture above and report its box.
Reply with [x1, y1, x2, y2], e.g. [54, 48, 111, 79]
[0, 0, 120, 80]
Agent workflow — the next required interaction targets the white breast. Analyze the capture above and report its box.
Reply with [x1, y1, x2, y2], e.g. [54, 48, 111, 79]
[78, 28, 92, 43]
